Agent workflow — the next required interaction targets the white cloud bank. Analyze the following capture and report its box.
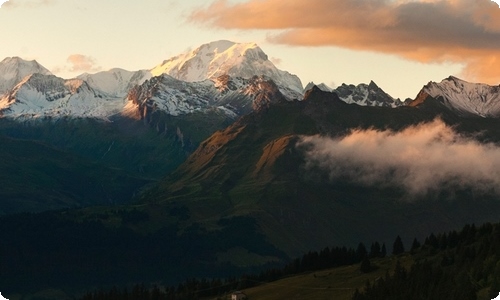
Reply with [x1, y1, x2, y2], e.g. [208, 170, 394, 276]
[297, 119, 500, 196]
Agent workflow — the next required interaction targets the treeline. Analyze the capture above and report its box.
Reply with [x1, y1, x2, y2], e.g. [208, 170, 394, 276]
[354, 222, 500, 299]
[81, 221, 500, 300]
[80, 240, 394, 300]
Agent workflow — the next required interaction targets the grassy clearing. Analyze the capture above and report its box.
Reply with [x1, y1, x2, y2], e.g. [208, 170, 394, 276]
[216, 254, 414, 300]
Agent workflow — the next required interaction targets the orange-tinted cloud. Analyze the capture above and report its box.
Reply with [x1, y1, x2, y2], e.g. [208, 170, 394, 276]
[66, 54, 101, 73]
[191, 0, 500, 84]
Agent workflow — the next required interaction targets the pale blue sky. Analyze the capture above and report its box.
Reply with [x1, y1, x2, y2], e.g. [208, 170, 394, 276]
[0, 0, 489, 100]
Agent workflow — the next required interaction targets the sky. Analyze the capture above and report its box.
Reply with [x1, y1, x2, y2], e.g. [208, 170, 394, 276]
[0, 0, 500, 100]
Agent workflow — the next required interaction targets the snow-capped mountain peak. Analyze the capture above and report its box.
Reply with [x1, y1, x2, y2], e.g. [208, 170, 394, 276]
[150, 40, 303, 98]
[0, 57, 52, 95]
[304, 82, 333, 93]
[77, 68, 151, 97]
[0, 73, 123, 119]
[332, 81, 404, 107]
[416, 76, 500, 117]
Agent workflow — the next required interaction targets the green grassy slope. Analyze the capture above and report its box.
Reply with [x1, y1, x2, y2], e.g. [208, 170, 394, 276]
[234, 255, 414, 300]
[0, 135, 151, 213]
[0, 110, 233, 179]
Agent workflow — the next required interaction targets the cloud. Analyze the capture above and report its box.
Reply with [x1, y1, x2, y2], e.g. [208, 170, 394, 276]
[297, 119, 500, 197]
[190, 0, 500, 84]
[270, 56, 282, 65]
[66, 54, 101, 73]
[1, 0, 54, 8]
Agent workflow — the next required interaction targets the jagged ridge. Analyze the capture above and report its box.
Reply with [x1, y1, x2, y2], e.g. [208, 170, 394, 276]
[415, 76, 500, 117]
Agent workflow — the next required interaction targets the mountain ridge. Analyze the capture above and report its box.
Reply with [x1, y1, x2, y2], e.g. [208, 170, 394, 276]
[0, 57, 52, 95]
[141, 86, 500, 258]
[150, 40, 304, 99]
[0, 41, 304, 121]
[410, 76, 500, 117]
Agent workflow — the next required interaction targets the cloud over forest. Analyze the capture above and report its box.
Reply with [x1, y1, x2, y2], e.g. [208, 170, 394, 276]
[191, 0, 500, 84]
[297, 119, 500, 196]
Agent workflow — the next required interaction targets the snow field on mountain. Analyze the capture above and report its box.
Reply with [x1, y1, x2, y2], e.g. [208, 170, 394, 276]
[3, 42, 500, 120]
[424, 76, 500, 117]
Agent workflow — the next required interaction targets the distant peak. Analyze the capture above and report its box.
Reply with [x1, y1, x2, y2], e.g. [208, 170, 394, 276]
[420, 75, 500, 117]
[304, 85, 329, 99]
[2, 56, 23, 62]
[150, 40, 303, 96]
[333, 81, 401, 107]
[446, 75, 462, 81]
[304, 82, 332, 93]
[431, 76, 498, 88]
[0, 56, 53, 94]
[367, 80, 380, 90]
[2, 56, 34, 65]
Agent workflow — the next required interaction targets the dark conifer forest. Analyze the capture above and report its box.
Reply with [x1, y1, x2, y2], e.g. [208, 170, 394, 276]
[78, 221, 500, 300]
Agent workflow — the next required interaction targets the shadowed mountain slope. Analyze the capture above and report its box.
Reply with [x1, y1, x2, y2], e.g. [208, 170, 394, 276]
[141, 87, 500, 257]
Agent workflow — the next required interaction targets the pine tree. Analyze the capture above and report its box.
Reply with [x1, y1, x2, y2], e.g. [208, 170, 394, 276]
[356, 242, 368, 261]
[392, 235, 405, 255]
[360, 257, 372, 273]
[410, 238, 421, 252]
[370, 242, 381, 258]
[381, 243, 387, 258]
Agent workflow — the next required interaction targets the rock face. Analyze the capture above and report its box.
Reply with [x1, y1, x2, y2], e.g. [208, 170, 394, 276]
[333, 81, 405, 107]
[411, 76, 500, 117]
[126, 74, 287, 122]
[304, 82, 333, 93]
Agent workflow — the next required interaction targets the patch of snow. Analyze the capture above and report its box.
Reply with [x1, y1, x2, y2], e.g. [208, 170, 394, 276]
[78, 68, 151, 97]
[0, 57, 52, 96]
[423, 76, 500, 117]
[150, 40, 303, 98]
[126, 73, 286, 118]
[0, 73, 124, 120]
[333, 81, 404, 108]
[304, 82, 332, 93]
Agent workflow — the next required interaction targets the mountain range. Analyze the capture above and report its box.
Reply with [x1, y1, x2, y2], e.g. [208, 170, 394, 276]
[3, 41, 500, 121]
[3, 40, 500, 298]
